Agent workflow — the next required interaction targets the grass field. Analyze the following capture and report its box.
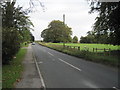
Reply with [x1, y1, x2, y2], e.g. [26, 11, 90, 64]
[38, 42, 119, 67]
[47, 43, 120, 52]
[2, 48, 27, 88]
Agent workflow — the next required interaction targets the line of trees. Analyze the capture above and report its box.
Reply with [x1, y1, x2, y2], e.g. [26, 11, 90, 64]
[1, 1, 34, 64]
[80, 30, 110, 44]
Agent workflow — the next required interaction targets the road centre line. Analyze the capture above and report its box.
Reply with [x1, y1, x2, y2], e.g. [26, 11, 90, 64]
[58, 58, 82, 71]
[48, 52, 54, 56]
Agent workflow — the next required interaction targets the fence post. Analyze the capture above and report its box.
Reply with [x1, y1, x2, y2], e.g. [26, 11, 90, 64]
[87, 48, 89, 51]
[93, 48, 94, 52]
[109, 48, 111, 56]
[78, 47, 80, 51]
[96, 48, 97, 52]
[68, 46, 69, 48]
[104, 48, 106, 56]
[104, 48, 106, 52]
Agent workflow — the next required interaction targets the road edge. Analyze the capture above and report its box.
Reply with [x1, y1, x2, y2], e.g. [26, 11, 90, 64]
[32, 45, 46, 89]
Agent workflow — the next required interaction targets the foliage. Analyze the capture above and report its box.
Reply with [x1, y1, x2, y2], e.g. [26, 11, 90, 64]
[80, 36, 94, 43]
[2, 28, 21, 64]
[80, 30, 110, 44]
[2, 1, 34, 64]
[2, 48, 27, 88]
[41, 20, 72, 43]
[88, 1, 120, 45]
[72, 36, 78, 43]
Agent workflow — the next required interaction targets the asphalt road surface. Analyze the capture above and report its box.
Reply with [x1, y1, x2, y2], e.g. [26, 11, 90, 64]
[32, 43, 118, 88]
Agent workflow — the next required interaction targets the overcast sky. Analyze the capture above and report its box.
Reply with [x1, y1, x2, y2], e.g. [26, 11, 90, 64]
[16, 0, 98, 40]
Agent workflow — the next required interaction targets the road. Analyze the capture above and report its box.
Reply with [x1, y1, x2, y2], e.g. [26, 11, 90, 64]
[32, 43, 118, 88]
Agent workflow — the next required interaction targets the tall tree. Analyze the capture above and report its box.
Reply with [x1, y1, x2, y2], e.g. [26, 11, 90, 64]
[41, 20, 72, 43]
[89, 1, 120, 45]
[2, 1, 34, 64]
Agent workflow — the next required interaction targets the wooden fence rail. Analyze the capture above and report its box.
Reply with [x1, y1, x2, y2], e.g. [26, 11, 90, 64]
[65, 45, 80, 50]
[64, 45, 111, 54]
[93, 48, 111, 52]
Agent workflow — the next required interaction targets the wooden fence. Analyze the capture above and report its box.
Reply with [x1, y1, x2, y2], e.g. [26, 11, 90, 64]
[64, 45, 81, 50]
[93, 48, 111, 52]
[64, 45, 111, 55]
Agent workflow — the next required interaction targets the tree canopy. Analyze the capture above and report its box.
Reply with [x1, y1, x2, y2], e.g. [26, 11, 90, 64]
[89, 1, 120, 45]
[41, 20, 72, 43]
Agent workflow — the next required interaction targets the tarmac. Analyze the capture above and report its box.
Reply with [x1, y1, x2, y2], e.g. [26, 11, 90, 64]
[15, 44, 42, 88]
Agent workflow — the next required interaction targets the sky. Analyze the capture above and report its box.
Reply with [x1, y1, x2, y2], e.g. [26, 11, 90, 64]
[16, 0, 98, 40]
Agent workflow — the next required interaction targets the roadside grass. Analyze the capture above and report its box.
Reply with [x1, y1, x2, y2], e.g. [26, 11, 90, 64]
[20, 42, 29, 47]
[38, 42, 119, 67]
[2, 48, 27, 88]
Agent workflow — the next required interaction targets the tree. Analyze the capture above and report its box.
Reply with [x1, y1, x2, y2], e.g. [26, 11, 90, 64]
[80, 36, 91, 43]
[2, 1, 34, 64]
[80, 30, 110, 44]
[73, 36, 78, 43]
[41, 20, 72, 43]
[30, 33, 35, 42]
[89, 1, 120, 45]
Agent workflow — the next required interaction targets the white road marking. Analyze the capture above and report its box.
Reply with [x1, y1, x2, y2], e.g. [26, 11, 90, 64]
[83, 80, 98, 88]
[113, 87, 118, 90]
[34, 56, 46, 88]
[48, 52, 54, 56]
[58, 58, 82, 71]
[38, 61, 43, 64]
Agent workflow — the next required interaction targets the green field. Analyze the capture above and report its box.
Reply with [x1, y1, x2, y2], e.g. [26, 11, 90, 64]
[47, 43, 120, 52]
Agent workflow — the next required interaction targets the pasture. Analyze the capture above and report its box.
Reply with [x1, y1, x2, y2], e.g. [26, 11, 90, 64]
[47, 43, 120, 52]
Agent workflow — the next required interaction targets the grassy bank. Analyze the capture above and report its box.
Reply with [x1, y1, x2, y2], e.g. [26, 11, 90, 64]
[2, 48, 27, 88]
[38, 42, 119, 67]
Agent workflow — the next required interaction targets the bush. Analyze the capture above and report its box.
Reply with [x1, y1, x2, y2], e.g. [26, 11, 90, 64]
[2, 28, 21, 64]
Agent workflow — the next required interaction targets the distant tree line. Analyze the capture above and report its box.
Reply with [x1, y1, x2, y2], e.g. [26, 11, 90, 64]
[80, 30, 110, 44]
[1, 1, 34, 64]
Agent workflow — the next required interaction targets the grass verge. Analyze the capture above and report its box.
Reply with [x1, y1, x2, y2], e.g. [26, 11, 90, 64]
[20, 42, 29, 47]
[38, 42, 119, 68]
[2, 48, 27, 88]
